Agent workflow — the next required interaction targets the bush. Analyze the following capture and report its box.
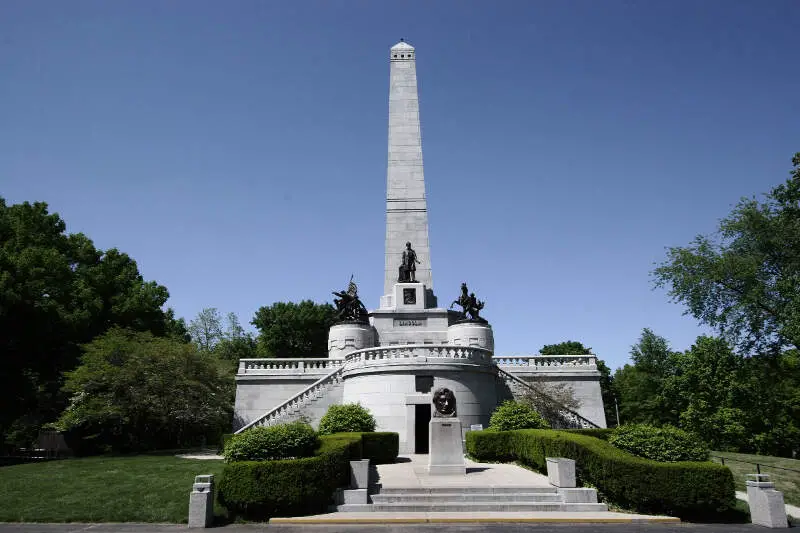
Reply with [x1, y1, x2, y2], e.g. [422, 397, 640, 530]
[466, 429, 735, 518]
[318, 404, 376, 435]
[489, 401, 549, 431]
[223, 422, 318, 462]
[564, 428, 614, 440]
[609, 424, 709, 462]
[361, 432, 399, 464]
[218, 433, 362, 520]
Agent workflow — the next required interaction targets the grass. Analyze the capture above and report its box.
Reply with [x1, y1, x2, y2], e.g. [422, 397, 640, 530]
[711, 450, 800, 508]
[0, 454, 225, 523]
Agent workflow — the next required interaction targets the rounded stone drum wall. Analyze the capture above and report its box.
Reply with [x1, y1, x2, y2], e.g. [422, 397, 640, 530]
[327, 323, 376, 359]
[341, 364, 500, 453]
[447, 322, 494, 352]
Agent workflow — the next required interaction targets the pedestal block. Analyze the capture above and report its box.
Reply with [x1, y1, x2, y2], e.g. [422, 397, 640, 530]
[427, 418, 466, 475]
[328, 323, 375, 359]
[447, 321, 494, 352]
[747, 475, 788, 528]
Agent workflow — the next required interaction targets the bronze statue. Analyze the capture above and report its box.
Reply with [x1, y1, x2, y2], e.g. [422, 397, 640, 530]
[450, 282, 487, 322]
[398, 241, 421, 283]
[332, 277, 368, 323]
[432, 388, 457, 417]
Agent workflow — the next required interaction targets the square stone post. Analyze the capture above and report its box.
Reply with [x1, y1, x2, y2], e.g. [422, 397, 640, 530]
[746, 474, 788, 528]
[188, 474, 214, 528]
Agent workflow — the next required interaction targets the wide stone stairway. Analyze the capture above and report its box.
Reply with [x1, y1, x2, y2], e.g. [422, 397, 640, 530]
[272, 455, 678, 523]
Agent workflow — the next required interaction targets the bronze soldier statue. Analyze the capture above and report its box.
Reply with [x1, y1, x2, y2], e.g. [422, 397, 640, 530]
[332, 277, 368, 323]
[450, 282, 487, 322]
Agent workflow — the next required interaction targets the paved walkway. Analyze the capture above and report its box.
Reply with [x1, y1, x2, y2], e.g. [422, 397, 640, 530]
[374, 454, 551, 489]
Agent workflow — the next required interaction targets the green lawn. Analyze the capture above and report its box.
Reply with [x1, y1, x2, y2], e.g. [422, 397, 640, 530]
[0, 454, 225, 523]
[712, 451, 800, 508]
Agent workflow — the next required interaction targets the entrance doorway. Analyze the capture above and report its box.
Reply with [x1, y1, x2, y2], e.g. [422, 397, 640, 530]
[414, 404, 431, 453]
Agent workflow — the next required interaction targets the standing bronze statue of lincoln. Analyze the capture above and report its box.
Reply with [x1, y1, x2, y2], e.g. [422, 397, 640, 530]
[398, 241, 421, 282]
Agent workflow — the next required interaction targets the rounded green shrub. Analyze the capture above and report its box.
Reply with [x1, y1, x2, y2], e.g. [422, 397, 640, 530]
[318, 404, 376, 435]
[223, 421, 318, 462]
[489, 400, 549, 431]
[609, 424, 709, 462]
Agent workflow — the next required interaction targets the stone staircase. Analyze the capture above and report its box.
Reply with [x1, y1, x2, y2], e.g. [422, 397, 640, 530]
[235, 365, 346, 433]
[367, 486, 606, 513]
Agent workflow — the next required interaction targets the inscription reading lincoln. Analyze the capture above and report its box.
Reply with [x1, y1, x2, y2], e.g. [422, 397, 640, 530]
[394, 318, 427, 327]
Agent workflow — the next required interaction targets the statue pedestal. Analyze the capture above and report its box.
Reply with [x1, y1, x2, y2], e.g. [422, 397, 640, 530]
[427, 418, 466, 475]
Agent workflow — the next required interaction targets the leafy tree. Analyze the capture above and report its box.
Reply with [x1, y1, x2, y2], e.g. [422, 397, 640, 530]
[189, 307, 224, 351]
[251, 300, 337, 358]
[54, 328, 233, 454]
[539, 340, 616, 426]
[613, 329, 682, 426]
[653, 153, 800, 355]
[540, 340, 592, 355]
[0, 199, 175, 445]
[214, 312, 259, 363]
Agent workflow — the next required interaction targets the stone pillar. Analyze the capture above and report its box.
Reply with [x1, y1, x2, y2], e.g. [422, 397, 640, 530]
[746, 474, 788, 528]
[447, 321, 494, 352]
[188, 474, 214, 528]
[328, 323, 376, 359]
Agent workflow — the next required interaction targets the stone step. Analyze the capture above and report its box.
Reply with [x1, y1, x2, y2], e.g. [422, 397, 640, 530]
[340, 502, 609, 513]
[371, 493, 563, 504]
[376, 486, 557, 495]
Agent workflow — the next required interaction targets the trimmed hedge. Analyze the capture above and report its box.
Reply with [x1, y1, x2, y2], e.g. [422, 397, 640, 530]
[564, 428, 614, 440]
[609, 424, 709, 462]
[217, 433, 362, 520]
[223, 422, 318, 462]
[361, 432, 399, 464]
[466, 429, 735, 518]
[318, 404, 376, 435]
[489, 400, 549, 431]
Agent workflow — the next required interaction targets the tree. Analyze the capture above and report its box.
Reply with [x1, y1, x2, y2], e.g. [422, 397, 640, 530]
[0, 199, 175, 445]
[251, 301, 337, 358]
[214, 312, 258, 363]
[540, 340, 592, 355]
[653, 153, 800, 355]
[613, 329, 682, 426]
[539, 340, 616, 426]
[54, 328, 233, 454]
[189, 307, 224, 351]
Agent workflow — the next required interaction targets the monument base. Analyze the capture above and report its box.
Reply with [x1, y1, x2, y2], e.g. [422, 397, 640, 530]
[427, 418, 466, 475]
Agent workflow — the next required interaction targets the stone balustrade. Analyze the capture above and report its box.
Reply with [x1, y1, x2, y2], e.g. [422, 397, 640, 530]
[238, 358, 345, 375]
[345, 344, 494, 366]
[493, 355, 597, 369]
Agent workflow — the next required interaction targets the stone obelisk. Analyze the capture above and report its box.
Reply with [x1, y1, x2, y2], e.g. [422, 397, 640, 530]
[383, 40, 434, 304]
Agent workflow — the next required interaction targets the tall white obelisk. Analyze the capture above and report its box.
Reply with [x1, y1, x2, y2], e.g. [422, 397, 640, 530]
[383, 40, 434, 305]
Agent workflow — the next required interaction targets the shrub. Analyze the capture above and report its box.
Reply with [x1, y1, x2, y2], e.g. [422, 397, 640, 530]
[223, 422, 318, 462]
[361, 432, 399, 464]
[489, 400, 549, 431]
[609, 424, 709, 462]
[218, 433, 362, 520]
[318, 404, 376, 435]
[564, 428, 614, 440]
[466, 429, 735, 518]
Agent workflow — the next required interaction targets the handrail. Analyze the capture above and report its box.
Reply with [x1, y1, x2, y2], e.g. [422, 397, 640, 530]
[345, 344, 494, 364]
[235, 364, 347, 434]
[238, 358, 343, 374]
[496, 367, 600, 429]
[493, 355, 597, 368]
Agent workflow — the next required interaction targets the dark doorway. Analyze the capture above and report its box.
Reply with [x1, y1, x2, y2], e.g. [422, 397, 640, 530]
[415, 404, 431, 454]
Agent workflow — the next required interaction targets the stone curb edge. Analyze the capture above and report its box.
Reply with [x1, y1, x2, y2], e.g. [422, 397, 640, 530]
[270, 517, 682, 524]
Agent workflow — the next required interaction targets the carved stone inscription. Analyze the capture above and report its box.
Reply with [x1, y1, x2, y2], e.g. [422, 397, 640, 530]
[393, 318, 427, 327]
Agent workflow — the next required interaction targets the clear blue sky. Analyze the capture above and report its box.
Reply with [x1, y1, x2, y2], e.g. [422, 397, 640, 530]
[2, 1, 798, 370]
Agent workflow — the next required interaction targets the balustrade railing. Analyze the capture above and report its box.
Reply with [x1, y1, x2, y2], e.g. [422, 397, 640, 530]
[345, 344, 494, 365]
[238, 358, 345, 375]
[493, 355, 597, 368]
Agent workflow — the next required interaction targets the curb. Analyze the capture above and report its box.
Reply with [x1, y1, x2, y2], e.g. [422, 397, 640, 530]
[270, 516, 682, 524]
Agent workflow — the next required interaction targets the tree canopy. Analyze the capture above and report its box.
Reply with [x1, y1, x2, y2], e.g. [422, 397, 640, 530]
[251, 300, 336, 358]
[0, 199, 180, 445]
[653, 153, 800, 355]
[55, 328, 232, 454]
